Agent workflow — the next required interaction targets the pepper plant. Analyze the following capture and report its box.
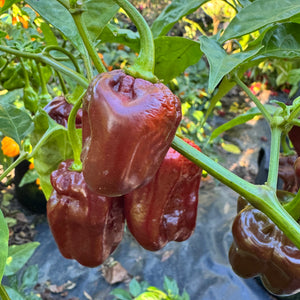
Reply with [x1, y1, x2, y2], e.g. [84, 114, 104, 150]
[1, 0, 300, 298]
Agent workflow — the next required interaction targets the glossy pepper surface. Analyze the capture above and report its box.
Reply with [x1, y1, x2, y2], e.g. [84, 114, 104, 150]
[124, 138, 202, 251]
[229, 204, 300, 296]
[47, 160, 125, 267]
[81, 70, 182, 197]
[44, 96, 83, 128]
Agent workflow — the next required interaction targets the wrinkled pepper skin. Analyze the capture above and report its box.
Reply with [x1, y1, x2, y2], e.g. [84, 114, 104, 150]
[47, 160, 125, 267]
[81, 70, 182, 197]
[278, 154, 298, 193]
[44, 96, 83, 128]
[229, 205, 300, 296]
[124, 139, 202, 251]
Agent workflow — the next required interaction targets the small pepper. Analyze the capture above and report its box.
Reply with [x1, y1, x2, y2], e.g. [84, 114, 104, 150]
[229, 196, 300, 296]
[44, 96, 82, 128]
[47, 160, 125, 267]
[23, 85, 38, 114]
[1, 136, 20, 157]
[124, 138, 202, 251]
[81, 70, 182, 197]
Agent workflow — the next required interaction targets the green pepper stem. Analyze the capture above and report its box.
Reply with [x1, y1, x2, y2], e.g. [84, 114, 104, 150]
[36, 61, 48, 95]
[171, 136, 300, 249]
[234, 73, 272, 123]
[0, 153, 28, 182]
[284, 189, 300, 221]
[67, 91, 85, 171]
[112, 0, 158, 82]
[71, 11, 107, 74]
[0, 46, 89, 89]
[55, 71, 68, 95]
[267, 126, 281, 189]
[0, 285, 11, 300]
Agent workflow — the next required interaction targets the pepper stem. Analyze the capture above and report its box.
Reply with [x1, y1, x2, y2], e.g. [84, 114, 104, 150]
[0, 285, 11, 300]
[171, 136, 300, 249]
[266, 125, 281, 189]
[71, 11, 107, 75]
[67, 91, 85, 171]
[112, 0, 158, 82]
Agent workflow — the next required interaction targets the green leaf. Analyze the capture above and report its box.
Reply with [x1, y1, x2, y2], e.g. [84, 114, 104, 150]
[0, 102, 34, 146]
[163, 277, 179, 297]
[151, 0, 209, 38]
[0, 210, 9, 282]
[110, 288, 132, 300]
[30, 110, 73, 199]
[3, 286, 24, 300]
[83, 0, 119, 41]
[155, 36, 203, 83]
[21, 265, 38, 290]
[18, 169, 39, 187]
[199, 36, 261, 93]
[129, 278, 142, 297]
[98, 24, 140, 53]
[210, 105, 277, 140]
[4, 242, 40, 276]
[220, 0, 300, 43]
[255, 23, 300, 59]
[25, 0, 85, 53]
[40, 22, 59, 46]
[0, 0, 21, 14]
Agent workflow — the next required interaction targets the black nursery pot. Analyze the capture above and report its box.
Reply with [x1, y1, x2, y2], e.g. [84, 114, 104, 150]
[14, 160, 47, 214]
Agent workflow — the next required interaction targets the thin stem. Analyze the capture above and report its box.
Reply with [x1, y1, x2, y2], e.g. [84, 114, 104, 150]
[0, 153, 28, 182]
[36, 61, 48, 95]
[171, 136, 300, 249]
[43, 45, 82, 74]
[281, 133, 294, 155]
[234, 73, 272, 123]
[112, 0, 158, 82]
[267, 126, 281, 189]
[72, 12, 107, 74]
[55, 71, 68, 95]
[0, 285, 11, 300]
[0, 46, 89, 89]
[67, 91, 85, 171]
[284, 189, 300, 221]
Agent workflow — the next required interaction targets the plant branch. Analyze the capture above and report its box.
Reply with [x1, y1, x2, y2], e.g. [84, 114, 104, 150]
[171, 136, 300, 249]
[0, 285, 11, 300]
[0, 46, 89, 89]
[267, 125, 281, 189]
[0, 153, 28, 182]
[234, 73, 272, 123]
[284, 189, 300, 221]
[72, 12, 107, 74]
[43, 45, 82, 74]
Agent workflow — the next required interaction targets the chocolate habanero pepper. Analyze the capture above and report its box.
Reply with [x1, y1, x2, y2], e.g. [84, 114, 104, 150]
[229, 203, 300, 296]
[47, 160, 124, 267]
[124, 138, 202, 251]
[81, 69, 182, 197]
[44, 96, 83, 128]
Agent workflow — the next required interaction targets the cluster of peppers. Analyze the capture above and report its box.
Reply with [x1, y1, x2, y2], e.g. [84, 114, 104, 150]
[46, 70, 203, 267]
[229, 122, 300, 296]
